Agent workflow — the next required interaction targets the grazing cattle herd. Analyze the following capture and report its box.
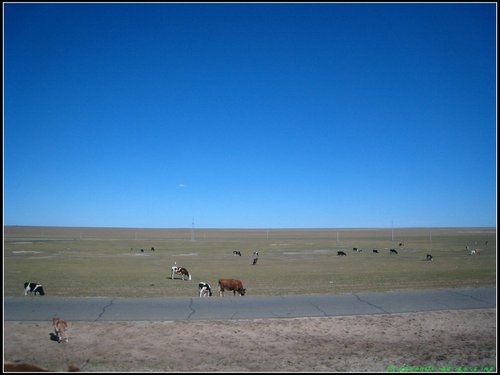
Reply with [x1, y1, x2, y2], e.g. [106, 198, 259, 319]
[23, 241, 485, 302]
[15, 236, 487, 364]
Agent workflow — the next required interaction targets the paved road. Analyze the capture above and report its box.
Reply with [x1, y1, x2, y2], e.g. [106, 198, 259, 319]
[4, 287, 495, 322]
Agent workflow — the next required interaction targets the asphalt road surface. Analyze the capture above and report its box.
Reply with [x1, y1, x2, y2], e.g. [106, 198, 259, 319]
[4, 287, 495, 322]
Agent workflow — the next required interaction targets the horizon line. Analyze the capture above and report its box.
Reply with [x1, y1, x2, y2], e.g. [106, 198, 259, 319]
[3, 224, 496, 230]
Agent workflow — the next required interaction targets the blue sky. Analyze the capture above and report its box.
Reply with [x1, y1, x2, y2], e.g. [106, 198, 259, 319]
[3, 3, 497, 229]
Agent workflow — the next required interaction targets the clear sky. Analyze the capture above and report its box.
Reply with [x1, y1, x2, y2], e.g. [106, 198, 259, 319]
[3, 3, 497, 229]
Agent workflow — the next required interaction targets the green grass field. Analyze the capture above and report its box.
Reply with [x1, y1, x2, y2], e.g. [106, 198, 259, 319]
[3, 226, 496, 298]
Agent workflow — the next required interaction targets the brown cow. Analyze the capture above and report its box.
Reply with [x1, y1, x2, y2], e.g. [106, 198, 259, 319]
[218, 279, 246, 296]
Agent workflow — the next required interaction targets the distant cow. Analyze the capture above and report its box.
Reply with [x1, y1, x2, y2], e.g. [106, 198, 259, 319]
[399, 242, 404, 247]
[252, 251, 259, 265]
[24, 282, 45, 296]
[373, 249, 379, 254]
[171, 265, 191, 280]
[426, 254, 433, 261]
[233, 250, 241, 256]
[352, 247, 358, 252]
[198, 282, 213, 297]
[337, 251, 347, 256]
[390, 249, 398, 255]
[218, 278, 246, 296]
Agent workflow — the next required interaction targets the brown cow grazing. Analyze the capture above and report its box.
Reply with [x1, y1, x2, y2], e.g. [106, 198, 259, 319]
[218, 279, 246, 296]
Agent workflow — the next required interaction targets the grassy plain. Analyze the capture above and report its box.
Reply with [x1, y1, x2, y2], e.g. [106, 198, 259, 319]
[3, 226, 496, 298]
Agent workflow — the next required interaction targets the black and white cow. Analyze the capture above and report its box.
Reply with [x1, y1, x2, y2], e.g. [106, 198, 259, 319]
[337, 251, 347, 256]
[233, 250, 242, 256]
[426, 254, 433, 261]
[373, 249, 379, 254]
[24, 282, 45, 296]
[390, 249, 398, 255]
[252, 250, 259, 265]
[198, 282, 213, 297]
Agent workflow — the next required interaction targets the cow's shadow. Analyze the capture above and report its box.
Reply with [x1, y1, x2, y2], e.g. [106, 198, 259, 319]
[49, 332, 59, 342]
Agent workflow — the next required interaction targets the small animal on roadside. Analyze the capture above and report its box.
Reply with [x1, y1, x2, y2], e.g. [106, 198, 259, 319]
[24, 282, 45, 296]
[53, 316, 69, 343]
[198, 282, 213, 297]
[337, 251, 347, 256]
[390, 249, 398, 255]
[426, 254, 433, 261]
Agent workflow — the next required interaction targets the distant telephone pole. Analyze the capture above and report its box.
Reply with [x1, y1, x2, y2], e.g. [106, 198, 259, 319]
[429, 230, 432, 251]
[191, 217, 195, 241]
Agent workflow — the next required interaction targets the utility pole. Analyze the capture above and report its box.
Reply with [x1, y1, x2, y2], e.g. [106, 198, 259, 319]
[391, 220, 394, 242]
[191, 217, 195, 241]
